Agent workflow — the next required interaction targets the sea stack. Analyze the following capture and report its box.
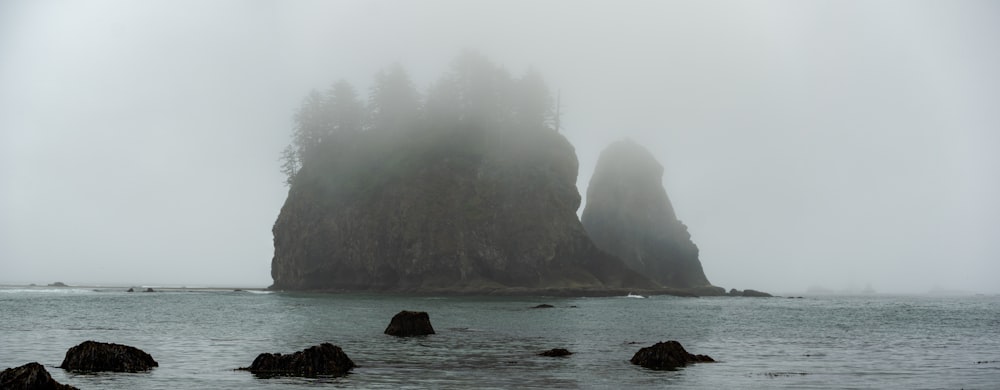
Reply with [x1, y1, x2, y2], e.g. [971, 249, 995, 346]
[582, 139, 717, 291]
[269, 128, 653, 293]
[269, 53, 657, 294]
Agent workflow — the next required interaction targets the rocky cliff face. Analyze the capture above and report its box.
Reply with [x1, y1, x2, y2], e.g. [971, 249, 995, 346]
[581, 139, 716, 290]
[271, 127, 654, 292]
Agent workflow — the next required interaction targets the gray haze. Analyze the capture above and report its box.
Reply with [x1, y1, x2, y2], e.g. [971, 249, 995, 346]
[1, 0, 997, 294]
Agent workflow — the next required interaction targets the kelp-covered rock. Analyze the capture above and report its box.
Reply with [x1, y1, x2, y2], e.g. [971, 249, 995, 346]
[59, 341, 157, 372]
[630, 341, 715, 370]
[384, 310, 435, 337]
[240, 343, 355, 377]
[582, 139, 719, 291]
[0, 362, 78, 390]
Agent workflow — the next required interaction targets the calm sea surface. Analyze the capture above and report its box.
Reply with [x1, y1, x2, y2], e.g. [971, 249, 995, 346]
[1, 287, 997, 389]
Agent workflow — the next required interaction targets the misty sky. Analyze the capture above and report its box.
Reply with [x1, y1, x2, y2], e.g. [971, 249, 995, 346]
[1, 0, 997, 294]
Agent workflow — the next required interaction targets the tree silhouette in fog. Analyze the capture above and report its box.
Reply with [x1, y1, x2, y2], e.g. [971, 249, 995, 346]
[279, 51, 556, 186]
[367, 63, 421, 133]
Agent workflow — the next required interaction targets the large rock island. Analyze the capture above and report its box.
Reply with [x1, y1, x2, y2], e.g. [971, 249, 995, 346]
[582, 139, 722, 294]
[271, 125, 657, 292]
[270, 53, 654, 293]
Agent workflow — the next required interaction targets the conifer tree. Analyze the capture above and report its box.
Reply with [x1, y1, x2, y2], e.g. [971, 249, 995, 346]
[292, 89, 330, 163]
[512, 68, 553, 129]
[367, 63, 421, 132]
[279, 90, 328, 184]
[279, 144, 299, 186]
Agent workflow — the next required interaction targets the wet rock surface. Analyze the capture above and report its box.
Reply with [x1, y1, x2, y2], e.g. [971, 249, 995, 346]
[239, 343, 355, 377]
[384, 310, 435, 337]
[59, 341, 158, 372]
[0, 362, 78, 390]
[630, 340, 715, 370]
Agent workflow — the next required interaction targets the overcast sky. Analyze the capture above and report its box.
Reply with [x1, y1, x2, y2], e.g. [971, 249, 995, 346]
[1, 0, 997, 294]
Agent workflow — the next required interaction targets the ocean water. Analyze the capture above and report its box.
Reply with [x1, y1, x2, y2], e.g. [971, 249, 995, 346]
[1, 287, 998, 389]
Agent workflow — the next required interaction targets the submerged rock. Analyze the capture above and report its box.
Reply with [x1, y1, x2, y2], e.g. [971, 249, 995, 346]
[539, 348, 572, 357]
[531, 304, 555, 309]
[59, 341, 158, 372]
[384, 310, 435, 337]
[240, 343, 355, 377]
[0, 362, 78, 390]
[581, 139, 719, 291]
[630, 340, 715, 370]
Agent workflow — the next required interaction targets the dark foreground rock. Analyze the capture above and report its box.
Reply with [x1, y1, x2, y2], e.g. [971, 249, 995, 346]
[539, 348, 572, 357]
[630, 341, 715, 370]
[239, 343, 354, 377]
[384, 311, 435, 337]
[59, 341, 158, 372]
[0, 362, 78, 390]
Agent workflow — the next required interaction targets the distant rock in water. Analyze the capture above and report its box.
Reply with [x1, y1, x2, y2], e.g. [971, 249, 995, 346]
[59, 341, 158, 372]
[531, 304, 555, 309]
[48, 282, 68, 287]
[582, 139, 718, 291]
[630, 341, 715, 370]
[728, 288, 773, 297]
[239, 343, 354, 377]
[384, 310, 435, 337]
[1, 362, 78, 390]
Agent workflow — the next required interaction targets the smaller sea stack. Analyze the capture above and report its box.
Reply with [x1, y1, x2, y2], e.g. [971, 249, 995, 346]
[582, 139, 717, 291]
